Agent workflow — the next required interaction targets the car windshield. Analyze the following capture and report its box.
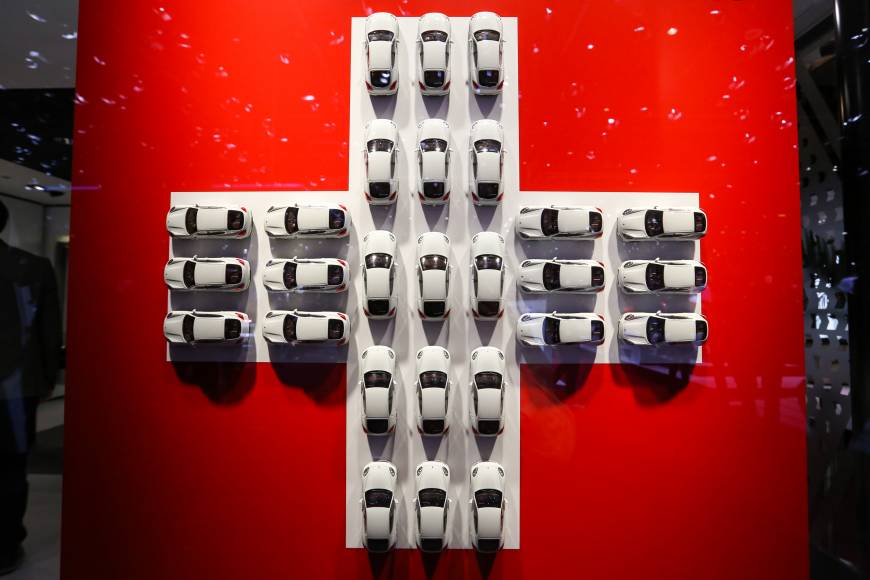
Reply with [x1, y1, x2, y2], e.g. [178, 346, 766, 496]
[420, 255, 447, 270]
[368, 300, 390, 316]
[474, 30, 500, 42]
[327, 319, 344, 340]
[227, 210, 244, 231]
[695, 266, 707, 288]
[645, 263, 665, 291]
[182, 261, 196, 288]
[224, 318, 241, 340]
[696, 320, 709, 342]
[283, 315, 297, 342]
[369, 182, 391, 199]
[474, 372, 502, 389]
[477, 419, 500, 435]
[419, 371, 447, 389]
[327, 265, 344, 286]
[647, 316, 666, 344]
[542, 262, 560, 291]
[370, 71, 391, 88]
[694, 212, 707, 233]
[543, 317, 560, 345]
[421, 30, 448, 42]
[474, 139, 501, 153]
[591, 266, 605, 288]
[420, 138, 447, 153]
[284, 206, 299, 234]
[184, 207, 198, 234]
[478, 69, 499, 87]
[423, 70, 445, 87]
[182, 315, 195, 342]
[645, 210, 664, 237]
[282, 262, 297, 289]
[477, 183, 499, 199]
[366, 253, 392, 269]
[423, 182, 445, 199]
[364, 371, 392, 389]
[474, 255, 502, 270]
[418, 488, 447, 508]
[540, 208, 559, 236]
[368, 30, 394, 42]
[367, 138, 393, 153]
[422, 301, 446, 318]
[225, 264, 243, 285]
[328, 209, 345, 230]
[365, 488, 393, 508]
[474, 489, 502, 509]
[476, 301, 500, 318]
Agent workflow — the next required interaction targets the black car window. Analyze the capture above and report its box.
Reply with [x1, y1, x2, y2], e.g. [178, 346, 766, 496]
[423, 301, 446, 318]
[421, 30, 448, 42]
[370, 71, 391, 88]
[645, 263, 665, 291]
[474, 372, 502, 389]
[224, 318, 242, 340]
[423, 182, 445, 199]
[695, 266, 707, 288]
[227, 210, 243, 231]
[367, 138, 393, 153]
[283, 315, 297, 342]
[540, 209, 559, 236]
[542, 262, 560, 291]
[419, 371, 447, 389]
[476, 420, 500, 435]
[366, 419, 389, 434]
[591, 266, 605, 288]
[474, 489, 503, 509]
[182, 261, 196, 288]
[367, 30, 394, 42]
[368, 300, 390, 316]
[543, 317, 560, 345]
[283, 262, 297, 289]
[477, 183, 499, 199]
[420, 255, 448, 271]
[184, 208, 198, 234]
[225, 264, 243, 285]
[423, 70, 445, 87]
[474, 30, 500, 42]
[420, 138, 448, 153]
[589, 211, 603, 233]
[645, 210, 664, 237]
[366, 253, 392, 269]
[369, 182, 391, 199]
[647, 316, 666, 345]
[694, 212, 707, 233]
[284, 206, 299, 234]
[328, 209, 345, 230]
[478, 69, 499, 87]
[474, 255, 502, 270]
[364, 371, 392, 389]
[590, 319, 605, 343]
[473, 139, 501, 154]
[476, 301, 500, 318]
[695, 320, 709, 342]
[327, 319, 344, 340]
[418, 488, 447, 508]
[327, 265, 344, 286]
[365, 488, 393, 508]
[182, 315, 196, 342]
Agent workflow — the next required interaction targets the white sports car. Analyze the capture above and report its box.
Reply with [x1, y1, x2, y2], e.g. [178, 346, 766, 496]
[164, 257, 250, 291]
[468, 12, 504, 95]
[364, 12, 399, 95]
[414, 461, 451, 552]
[364, 119, 400, 204]
[619, 312, 709, 346]
[416, 13, 451, 96]
[363, 230, 398, 318]
[470, 232, 505, 318]
[469, 346, 505, 436]
[361, 461, 398, 553]
[415, 346, 451, 435]
[618, 259, 708, 294]
[618, 207, 707, 241]
[416, 233, 451, 320]
[469, 461, 506, 553]
[166, 205, 251, 239]
[516, 205, 603, 239]
[264, 203, 350, 238]
[262, 310, 349, 345]
[163, 310, 252, 344]
[517, 312, 605, 346]
[518, 259, 605, 293]
[360, 346, 397, 435]
[262, 258, 349, 292]
[416, 119, 451, 205]
[468, 119, 505, 205]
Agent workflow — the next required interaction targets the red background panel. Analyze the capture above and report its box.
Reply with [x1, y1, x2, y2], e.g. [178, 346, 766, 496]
[62, 1, 807, 578]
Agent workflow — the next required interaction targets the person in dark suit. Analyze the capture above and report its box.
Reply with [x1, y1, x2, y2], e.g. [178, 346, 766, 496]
[0, 199, 62, 575]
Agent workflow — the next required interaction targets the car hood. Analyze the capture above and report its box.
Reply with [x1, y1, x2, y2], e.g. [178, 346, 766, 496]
[196, 208, 230, 231]
[422, 270, 447, 300]
[560, 264, 591, 288]
[558, 209, 590, 234]
[364, 233, 395, 255]
[366, 268, 391, 299]
[166, 209, 187, 232]
[163, 314, 185, 340]
[559, 318, 593, 343]
[296, 317, 328, 341]
[664, 264, 695, 288]
[365, 386, 390, 418]
[621, 317, 649, 343]
[421, 387, 447, 419]
[193, 262, 228, 286]
[517, 209, 543, 230]
[421, 151, 447, 181]
[475, 269, 501, 300]
[364, 464, 395, 489]
[471, 233, 503, 256]
[419, 506, 445, 538]
[417, 234, 448, 257]
[262, 313, 286, 339]
[417, 348, 449, 374]
[474, 151, 501, 182]
[621, 264, 647, 286]
[367, 151, 393, 181]
[519, 263, 544, 285]
[416, 463, 448, 489]
[421, 42, 447, 70]
[620, 211, 646, 233]
[476, 388, 501, 420]
[470, 347, 503, 375]
[476, 507, 502, 540]
[366, 120, 396, 141]
[164, 261, 186, 284]
[368, 41, 393, 70]
[665, 318, 698, 343]
[362, 346, 395, 375]
[475, 41, 501, 70]
[663, 210, 695, 233]
[365, 507, 391, 539]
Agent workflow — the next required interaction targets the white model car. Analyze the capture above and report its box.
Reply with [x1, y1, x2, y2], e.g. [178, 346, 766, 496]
[517, 312, 606, 346]
[364, 13, 399, 95]
[416, 233, 451, 320]
[469, 461, 506, 553]
[618, 207, 707, 241]
[164, 257, 251, 291]
[468, 12, 504, 95]
[467, 120, 505, 205]
[360, 346, 397, 435]
[262, 310, 349, 345]
[416, 119, 451, 205]
[163, 310, 252, 344]
[364, 119, 400, 204]
[618, 259, 708, 294]
[414, 461, 451, 552]
[518, 259, 605, 293]
[262, 258, 349, 292]
[363, 230, 398, 318]
[415, 346, 451, 435]
[166, 205, 251, 239]
[361, 461, 398, 553]
[416, 13, 451, 96]
[516, 205, 603, 239]
[264, 203, 350, 238]
[619, 312, 709, 346]
[470, 232, 505, 318]
[469, 346, 505, 436]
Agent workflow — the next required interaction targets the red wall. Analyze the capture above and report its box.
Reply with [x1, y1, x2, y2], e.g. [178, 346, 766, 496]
[63, 1, 807, 578]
